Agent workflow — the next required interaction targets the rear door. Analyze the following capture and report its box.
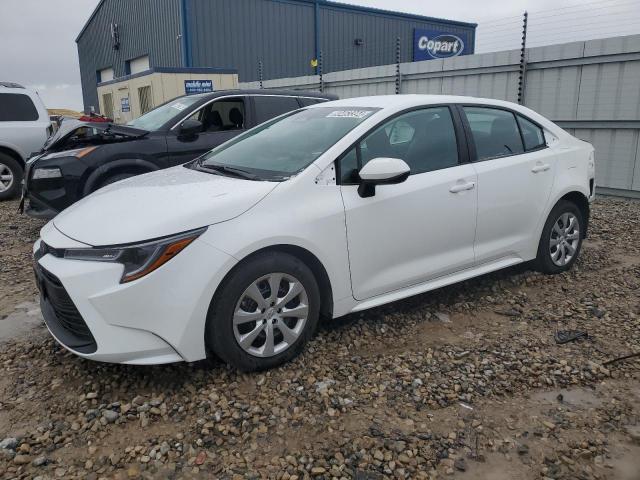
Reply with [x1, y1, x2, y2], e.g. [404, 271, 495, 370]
[165, 97, 248, 165]
[459, 106, 556, 264]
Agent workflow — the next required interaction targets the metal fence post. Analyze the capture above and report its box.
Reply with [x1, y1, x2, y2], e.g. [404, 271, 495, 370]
[258, 60, 264, 89]
[517, 11, 528, 104]
[395, 37, 402, 94]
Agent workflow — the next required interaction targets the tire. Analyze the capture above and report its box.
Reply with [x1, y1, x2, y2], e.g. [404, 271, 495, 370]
[0, 153, 23, 201]
[535, 199, 584, 274]
[206, 252, 321, 371]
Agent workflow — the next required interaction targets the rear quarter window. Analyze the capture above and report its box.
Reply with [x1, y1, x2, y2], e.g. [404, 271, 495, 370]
[0, 93, 39, 121]
[298, 97, 327, 107]
[253, 96, 300, 124]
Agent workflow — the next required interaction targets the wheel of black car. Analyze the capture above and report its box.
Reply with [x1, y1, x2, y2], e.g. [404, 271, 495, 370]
[97, 173, 135, 189]
[535, 199, 584, 274]
[206, 252, 321, 371]
[0, 153, 23, 201]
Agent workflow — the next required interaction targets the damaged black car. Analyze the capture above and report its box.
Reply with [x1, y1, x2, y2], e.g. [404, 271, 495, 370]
[21, 90, 336, 219]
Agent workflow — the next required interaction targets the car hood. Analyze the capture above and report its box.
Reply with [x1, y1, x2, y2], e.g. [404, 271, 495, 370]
[53, 165, 279, 246]
[43, 119, 148, 151]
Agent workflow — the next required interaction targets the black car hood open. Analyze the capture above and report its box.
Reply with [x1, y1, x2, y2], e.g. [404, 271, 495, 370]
[43, 119, 149, 152]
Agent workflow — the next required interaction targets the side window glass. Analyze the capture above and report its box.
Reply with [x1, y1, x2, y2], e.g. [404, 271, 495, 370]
[204, 98, 245, 132]
[357, 107, 459, 176]
[517, 115, 546, 151]
[254, 96, 300, 124]
[463, 107, 524, 160]
[0, 93, 39, 121]
[298, 97, 326, 107]
[339, 147, 359, 184]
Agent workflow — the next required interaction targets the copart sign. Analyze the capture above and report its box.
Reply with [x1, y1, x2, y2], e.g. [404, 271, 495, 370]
[413, 29, 470, 61]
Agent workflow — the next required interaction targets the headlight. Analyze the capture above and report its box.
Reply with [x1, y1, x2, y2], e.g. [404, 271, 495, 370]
[63, 227, 206, 283]
[42, 146, 98, 160]
[32, 168, 62, 179]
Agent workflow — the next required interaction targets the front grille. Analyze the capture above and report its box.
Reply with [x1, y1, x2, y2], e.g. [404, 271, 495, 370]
[35, 265, 97, 353]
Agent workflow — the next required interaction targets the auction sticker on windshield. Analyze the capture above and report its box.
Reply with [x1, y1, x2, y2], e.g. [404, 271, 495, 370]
[171, 102, 188, 111]
[326, 110, 373, 119]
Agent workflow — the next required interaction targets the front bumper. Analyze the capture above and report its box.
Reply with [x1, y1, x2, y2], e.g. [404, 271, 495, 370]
[33, 231, 238, 365]
[22, 154, 86, 219]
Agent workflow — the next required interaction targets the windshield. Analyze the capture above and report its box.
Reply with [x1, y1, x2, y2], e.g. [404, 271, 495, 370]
[197, 107, 378, 180]
[127, 96, 203, 131]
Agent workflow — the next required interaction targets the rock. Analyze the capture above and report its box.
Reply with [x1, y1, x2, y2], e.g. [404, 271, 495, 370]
[13, 454, 31, 465]
[454, 458, 467, 472]
[102, 410, 120, 423]
[0, 438, 18, 450]
[434, 312, 451, 323]
[32, 456, 48, 467]
[86, 392, 98, 400]
[517, 444, 529, 455]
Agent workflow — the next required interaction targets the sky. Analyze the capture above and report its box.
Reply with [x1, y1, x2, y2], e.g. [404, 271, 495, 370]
[0, 0, 638, 111]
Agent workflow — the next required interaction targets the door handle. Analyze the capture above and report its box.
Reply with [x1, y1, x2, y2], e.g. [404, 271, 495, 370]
[449, 181, 476, 193]
[531, 163, 550, 173]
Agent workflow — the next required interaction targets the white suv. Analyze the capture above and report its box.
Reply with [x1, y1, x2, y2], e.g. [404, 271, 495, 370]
[0, 82, 51, 200]
[34, 95, 596, 370]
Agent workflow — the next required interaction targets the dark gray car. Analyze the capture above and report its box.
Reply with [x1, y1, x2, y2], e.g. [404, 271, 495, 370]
[21, 90, 336, 219]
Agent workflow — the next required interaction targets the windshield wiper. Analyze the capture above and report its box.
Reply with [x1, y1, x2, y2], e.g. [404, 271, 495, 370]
[197, 163, 258, 180]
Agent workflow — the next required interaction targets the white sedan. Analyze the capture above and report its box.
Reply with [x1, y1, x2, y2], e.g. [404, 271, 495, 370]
[33, 95, 596, 370]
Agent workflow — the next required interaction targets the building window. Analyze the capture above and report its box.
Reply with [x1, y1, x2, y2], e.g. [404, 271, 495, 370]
[102, 92, 114, 119]
[127, 55, 150, 76]
[138, 86, 153, 114]
[98, 67, 114, 84]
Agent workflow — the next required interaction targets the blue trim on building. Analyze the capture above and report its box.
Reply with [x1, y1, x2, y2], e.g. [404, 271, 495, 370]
[180, 0, 192, 67]
[96, 67, 238, 87]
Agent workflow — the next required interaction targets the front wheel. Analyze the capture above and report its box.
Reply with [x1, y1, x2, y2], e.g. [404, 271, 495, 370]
[206, 252, 320, 371]
[535, 200, 584, 274]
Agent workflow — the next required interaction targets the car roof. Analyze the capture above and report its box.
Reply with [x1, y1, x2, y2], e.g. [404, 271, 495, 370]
[191, 89, 338, 101]
[307, 94, 529, 109]
[309, 94, 568, 139]
[0, 81, 26, 89]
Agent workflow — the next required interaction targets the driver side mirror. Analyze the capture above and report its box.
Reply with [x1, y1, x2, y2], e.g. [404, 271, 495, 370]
[357, 157, 410, 198]
[178, 119, 203, 140]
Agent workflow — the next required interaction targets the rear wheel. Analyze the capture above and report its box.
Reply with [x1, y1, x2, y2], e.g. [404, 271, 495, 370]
[206, 252, 320, 371]
[535, 200, 584, 274]
[0, 153, 22, 200]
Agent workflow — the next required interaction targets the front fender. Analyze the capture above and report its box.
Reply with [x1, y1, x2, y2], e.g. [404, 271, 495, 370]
[83, 158, 161, 195]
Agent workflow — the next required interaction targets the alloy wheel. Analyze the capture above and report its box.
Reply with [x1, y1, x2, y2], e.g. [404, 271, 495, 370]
[0, 163, 13, 193]
[232, 273, 309, 358]
[549, 212, 580, 266]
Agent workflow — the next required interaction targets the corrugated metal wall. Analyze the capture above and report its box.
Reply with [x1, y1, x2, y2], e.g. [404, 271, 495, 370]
[187, 0, 316, 82]
[319, 5, 475, 74]
[77, 0, 182, 111]
[77, 0, 475, 112]
[240, 34, 640, 196]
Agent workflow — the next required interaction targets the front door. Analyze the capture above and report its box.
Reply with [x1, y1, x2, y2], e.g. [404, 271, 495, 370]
[340, 106, 478, 301]
[166, 97, 247, 165]
[460, 106, 556, 263]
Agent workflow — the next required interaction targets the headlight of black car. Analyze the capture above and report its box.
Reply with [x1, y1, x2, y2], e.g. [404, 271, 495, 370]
[63, 227, 207, 283]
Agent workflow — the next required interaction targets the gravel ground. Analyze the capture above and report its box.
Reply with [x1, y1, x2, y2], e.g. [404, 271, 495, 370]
[0, 196, 639, 480]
